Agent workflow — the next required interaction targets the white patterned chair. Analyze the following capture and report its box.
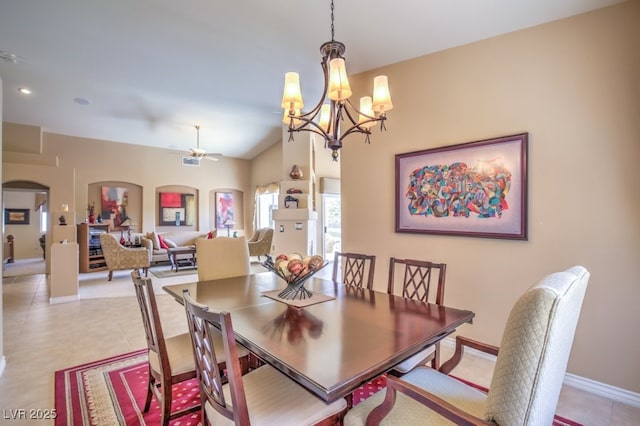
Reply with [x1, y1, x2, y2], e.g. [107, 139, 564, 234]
[344, 265, 590, 426]
[100, 233, 150, 281]
[196, 236, 250, 281]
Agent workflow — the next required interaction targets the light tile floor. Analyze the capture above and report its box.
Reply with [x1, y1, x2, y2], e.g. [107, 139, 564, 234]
[1, 270, 639, 425]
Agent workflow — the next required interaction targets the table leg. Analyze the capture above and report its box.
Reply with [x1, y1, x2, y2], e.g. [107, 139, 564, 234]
[169, 252, 177, 272]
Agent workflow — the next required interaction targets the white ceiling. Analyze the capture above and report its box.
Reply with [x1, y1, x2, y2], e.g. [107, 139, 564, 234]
[0, 0, 624, 159]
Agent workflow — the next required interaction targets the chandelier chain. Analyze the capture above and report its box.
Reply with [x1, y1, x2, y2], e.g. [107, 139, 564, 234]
[330, 0, 335, 41]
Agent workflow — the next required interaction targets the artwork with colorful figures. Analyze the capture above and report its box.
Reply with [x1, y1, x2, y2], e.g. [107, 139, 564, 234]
[395, 133, 528, 239]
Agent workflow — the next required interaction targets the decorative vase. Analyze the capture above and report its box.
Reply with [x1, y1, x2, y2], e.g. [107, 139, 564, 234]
[88, 214, 95, 224]
[289, 164, 303, 180]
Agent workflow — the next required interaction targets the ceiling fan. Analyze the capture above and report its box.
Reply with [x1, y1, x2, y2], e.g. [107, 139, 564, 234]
[180, 125, 222, 165]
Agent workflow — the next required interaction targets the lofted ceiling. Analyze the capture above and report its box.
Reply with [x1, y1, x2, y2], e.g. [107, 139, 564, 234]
[0, 0, 624, 159]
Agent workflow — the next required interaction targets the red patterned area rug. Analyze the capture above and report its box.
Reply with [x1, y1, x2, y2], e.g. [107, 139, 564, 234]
[55, 350, 581, 425]
[54, 349, 200, 425]
[352, 374, 583, 426]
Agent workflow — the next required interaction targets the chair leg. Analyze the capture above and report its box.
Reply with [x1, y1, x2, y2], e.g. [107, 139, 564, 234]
[108, 270, 113, 281]
[161, 377, 172, 426]
[144, 372, 154, 413]
[239, 354, 250, 375]
[430, 342, 441, 370]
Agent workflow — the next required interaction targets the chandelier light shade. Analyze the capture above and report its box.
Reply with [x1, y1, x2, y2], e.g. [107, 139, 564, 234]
[281, 0, 393, 161]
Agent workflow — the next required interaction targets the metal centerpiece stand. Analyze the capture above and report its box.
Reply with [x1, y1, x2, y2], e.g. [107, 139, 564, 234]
[262, 255, 328, 300]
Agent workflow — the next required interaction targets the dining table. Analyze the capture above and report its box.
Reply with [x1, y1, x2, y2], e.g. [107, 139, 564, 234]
[162, 271, 475, 403]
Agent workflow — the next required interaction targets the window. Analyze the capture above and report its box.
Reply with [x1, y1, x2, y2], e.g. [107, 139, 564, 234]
[256, 191, 278, 229]
[40, 210, 47, 233]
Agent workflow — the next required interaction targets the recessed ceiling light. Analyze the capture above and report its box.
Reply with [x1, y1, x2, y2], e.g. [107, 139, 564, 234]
[18, 87, 32, 95]
[74, 97, 91, 105]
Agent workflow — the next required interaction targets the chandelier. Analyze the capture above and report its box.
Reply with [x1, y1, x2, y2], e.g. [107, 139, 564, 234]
[280, 0, 393, 161]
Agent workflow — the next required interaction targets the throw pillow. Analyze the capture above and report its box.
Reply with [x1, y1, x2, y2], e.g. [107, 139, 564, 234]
[146, 232, 160, 250]
[164, 238, 177, 248]
[158, 234, 169, 249]
[207, 230, 217, 239]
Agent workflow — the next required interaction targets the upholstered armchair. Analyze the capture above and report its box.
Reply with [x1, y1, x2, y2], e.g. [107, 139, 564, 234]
[100, 233, 150, 281]
[247, 227, 273, 259]
[345, 266, 590, 426]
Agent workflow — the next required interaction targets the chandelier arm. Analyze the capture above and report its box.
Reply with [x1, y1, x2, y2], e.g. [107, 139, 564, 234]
[341, 123, 373, 140]
[342, 98, 387, 135]
[286, 112, 331, 139]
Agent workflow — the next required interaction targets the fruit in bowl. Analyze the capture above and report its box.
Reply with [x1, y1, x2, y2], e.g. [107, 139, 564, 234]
[266, 253, 325, 284]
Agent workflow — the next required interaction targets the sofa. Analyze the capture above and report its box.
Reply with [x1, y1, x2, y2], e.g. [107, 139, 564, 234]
[141, 230, 216, 263]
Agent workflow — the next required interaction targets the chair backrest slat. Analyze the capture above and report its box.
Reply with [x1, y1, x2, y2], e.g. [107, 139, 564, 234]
[388, 258, 446, 305]
[183, 291, 250, 425]
[131, 271, 169, 375]
[332, 252, 376, 289]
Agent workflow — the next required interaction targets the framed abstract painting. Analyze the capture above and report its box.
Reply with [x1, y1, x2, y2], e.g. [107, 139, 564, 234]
[159, 192, 195, 226]
[395, 133, 528, 240]
[215, 192, 234, 229]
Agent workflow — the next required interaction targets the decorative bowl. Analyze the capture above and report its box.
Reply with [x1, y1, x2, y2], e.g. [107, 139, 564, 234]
[262, 254, 327, 300]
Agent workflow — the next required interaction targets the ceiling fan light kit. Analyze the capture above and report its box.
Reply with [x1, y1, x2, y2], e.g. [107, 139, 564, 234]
[281, 0, 393, 161]
[180, 125, 222, 165]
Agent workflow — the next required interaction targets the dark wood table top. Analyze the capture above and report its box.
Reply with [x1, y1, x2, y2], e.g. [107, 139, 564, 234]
[163, 272, 474, 402]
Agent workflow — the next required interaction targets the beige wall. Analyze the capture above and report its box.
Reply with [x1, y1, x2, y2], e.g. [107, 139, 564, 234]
[35, 133, 253, 233]
[344, 2, 640, 393]
[2, 130, 254, 269]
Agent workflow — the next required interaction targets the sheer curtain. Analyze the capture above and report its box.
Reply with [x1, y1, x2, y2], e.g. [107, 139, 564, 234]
[252, 182, 279, 236]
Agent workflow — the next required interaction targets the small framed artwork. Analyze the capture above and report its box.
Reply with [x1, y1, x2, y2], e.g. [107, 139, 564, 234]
[5, 208, 30, 225]
[395, 133, 528, 240]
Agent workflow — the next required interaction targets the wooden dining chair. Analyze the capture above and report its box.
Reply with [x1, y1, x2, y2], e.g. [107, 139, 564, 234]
[387, 258, 447, 372]
[332, 252, 376, 289]
[130, 271, 250, 426]
[196, 236, 250, 281]
[344, 266, 590, 426]
[182, 290, 348, 425]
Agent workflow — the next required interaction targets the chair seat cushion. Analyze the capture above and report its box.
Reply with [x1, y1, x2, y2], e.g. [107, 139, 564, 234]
[344, 367, 487, 425]
[205, 364, 347, 425]
[391, 345, 436, 374]
[149, 332, 250, 376]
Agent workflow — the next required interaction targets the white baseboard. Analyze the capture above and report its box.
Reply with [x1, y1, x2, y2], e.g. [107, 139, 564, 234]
[441, 337, 640, 408]
[49, 294, 79, 304]
[564, 373, 640, 408]
[0, 355, 6, 377]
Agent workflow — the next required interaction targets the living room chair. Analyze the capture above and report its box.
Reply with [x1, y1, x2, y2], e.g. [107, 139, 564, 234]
[247, 227, 274, 260]
[388, 258, 447, 372]
[182, 290, 348, 426]
[344, 266, 590, 426]
[130, 271, 250, 426]
[196, 236, 250, 281]
[332, 252, 376, 289]
[100, 233, 150, 281]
